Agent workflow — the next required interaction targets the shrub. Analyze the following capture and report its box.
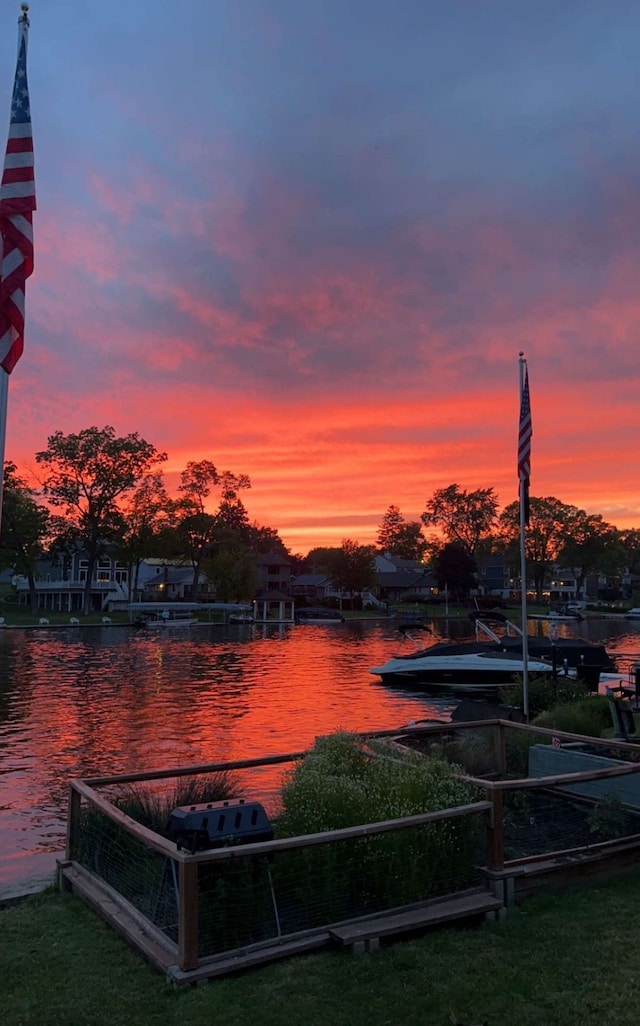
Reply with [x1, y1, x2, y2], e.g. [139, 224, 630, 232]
[272, 732, 480, 921]
[533, 697, 611, 738]
[587, 794, 632, 842]
[500, 675, 589, 718]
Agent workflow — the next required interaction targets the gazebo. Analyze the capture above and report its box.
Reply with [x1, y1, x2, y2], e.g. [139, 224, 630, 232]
[252, 590, 296, 623]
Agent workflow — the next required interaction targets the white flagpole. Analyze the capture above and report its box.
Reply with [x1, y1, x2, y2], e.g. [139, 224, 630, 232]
[519, 353, 530, 720]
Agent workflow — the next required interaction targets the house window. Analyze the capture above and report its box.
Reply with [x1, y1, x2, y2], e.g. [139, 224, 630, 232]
[96, 558, 111, 584]
[268, 566, 280, 576]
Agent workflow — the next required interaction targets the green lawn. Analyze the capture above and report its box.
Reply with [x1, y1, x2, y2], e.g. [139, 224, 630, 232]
[3, 876, 640, 1026]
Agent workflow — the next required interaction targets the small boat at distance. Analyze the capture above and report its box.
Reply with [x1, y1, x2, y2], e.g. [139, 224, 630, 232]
[529, 605, 584, 622]
[625, 608, 640, 620]
[296, 607, 345, 624]
[144, 609, 200, 629]
[228, 611, 254, 624]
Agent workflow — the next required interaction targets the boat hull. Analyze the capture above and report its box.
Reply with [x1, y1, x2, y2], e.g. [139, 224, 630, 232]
[145, 617, 199, 629]
[370, 652, 556, 692]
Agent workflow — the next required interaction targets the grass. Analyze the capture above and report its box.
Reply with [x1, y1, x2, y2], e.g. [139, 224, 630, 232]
[0, 605, 226, 627]
[4, 874, 640, 1026]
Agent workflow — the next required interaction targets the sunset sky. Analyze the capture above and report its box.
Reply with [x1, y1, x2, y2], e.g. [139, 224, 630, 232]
[1, 0, 639, 554]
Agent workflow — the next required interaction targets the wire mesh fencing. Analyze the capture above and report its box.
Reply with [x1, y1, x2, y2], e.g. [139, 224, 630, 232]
[67, 765, 492, 964]
[195, 811, 488, 958]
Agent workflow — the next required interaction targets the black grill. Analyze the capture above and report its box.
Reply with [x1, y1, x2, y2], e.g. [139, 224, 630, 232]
[166, 798, 273, 853]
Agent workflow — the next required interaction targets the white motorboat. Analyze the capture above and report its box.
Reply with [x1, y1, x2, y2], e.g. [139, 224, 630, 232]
[369, 612, 618, 693]
[370, 648, 558, 691]
[529, 606, 584, 622]
[625, 608, 640, 620]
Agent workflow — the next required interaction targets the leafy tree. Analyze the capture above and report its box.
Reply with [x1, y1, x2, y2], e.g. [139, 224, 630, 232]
[431, 541, 477, 600]
[377, 504, 427, 561]
[619, 529, 640, 578]
[306, 547, 340, 573]
[326, 539, 377, 607]
[0, 462, 50, 614]
[119, 473, 174, 599]
[559, 509, 619, 599]
[246, 523, 289, 557]
[421, 484, 498, 556]
[499, 496, 572, 601]
[204, 542, 256, 602]
[377, 505, 404, 550]
[35, 426, 166, 614]
[216, 497, 250, 535]
[175, 460, 251, 595]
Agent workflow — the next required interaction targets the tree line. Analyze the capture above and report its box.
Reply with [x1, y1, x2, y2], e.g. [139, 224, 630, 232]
[0, 425, 288, 614]
[308, 486, 640, 603]
[3, 432, 639, 613]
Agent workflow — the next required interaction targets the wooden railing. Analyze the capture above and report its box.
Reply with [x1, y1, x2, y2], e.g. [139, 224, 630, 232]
[62, 720, 640, 977]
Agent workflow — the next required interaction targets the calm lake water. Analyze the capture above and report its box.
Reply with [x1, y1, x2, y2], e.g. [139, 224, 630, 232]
[2, 615, 640, 890]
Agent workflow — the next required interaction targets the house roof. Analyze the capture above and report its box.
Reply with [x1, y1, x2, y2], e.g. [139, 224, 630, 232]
[256, 551, 291, 566]
[145, 568, 204, 586]
[377, 570, 437, 588]
[291, 574, 330, 586]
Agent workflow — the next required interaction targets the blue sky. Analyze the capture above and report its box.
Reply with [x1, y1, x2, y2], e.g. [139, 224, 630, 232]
[0, 0, 638, 551]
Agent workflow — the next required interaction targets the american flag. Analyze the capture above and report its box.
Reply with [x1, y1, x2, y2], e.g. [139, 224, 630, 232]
[518, 365, 532, 524]
[0, 10, 35, 375]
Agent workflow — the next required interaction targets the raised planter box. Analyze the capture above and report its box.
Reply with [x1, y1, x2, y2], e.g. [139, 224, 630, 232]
[528, 744, 640, 808]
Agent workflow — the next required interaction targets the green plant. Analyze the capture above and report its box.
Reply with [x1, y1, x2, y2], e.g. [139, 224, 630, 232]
[272, 732, 480, 921]
[504, 728, 550, 777]
[114, 772, 235, 833]
[586, 794, 631, 842]
[533, 696, 611, 738]
[500, 675, 589, 718]
[434, 731, 497, 777]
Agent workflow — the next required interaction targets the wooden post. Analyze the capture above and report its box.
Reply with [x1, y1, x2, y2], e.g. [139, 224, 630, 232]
[493, 722, 507, 777]
[66, 782, 82, 861]
[177, 859, 199, 971]
[486, 787, 504, 872]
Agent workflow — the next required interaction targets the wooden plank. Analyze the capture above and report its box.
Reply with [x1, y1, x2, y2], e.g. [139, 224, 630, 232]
[167, 933, 331, 986]
[506, 721, 640, 753]
[66, 784, 82, 861]
[328, 891, 503, 945]
[177, 860, 199, 972]
[464, 760, 640, 793]
[60, 862, 176, 972]
[486, 789, 504, 872]
[83, 751, 307, 787]
[71, 779, 181, 859]
[493, 723, 507, 776]
[186, 800, 493, 864]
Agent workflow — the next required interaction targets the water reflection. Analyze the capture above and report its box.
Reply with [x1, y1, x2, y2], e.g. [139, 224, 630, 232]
[1, 615, 640, 887]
